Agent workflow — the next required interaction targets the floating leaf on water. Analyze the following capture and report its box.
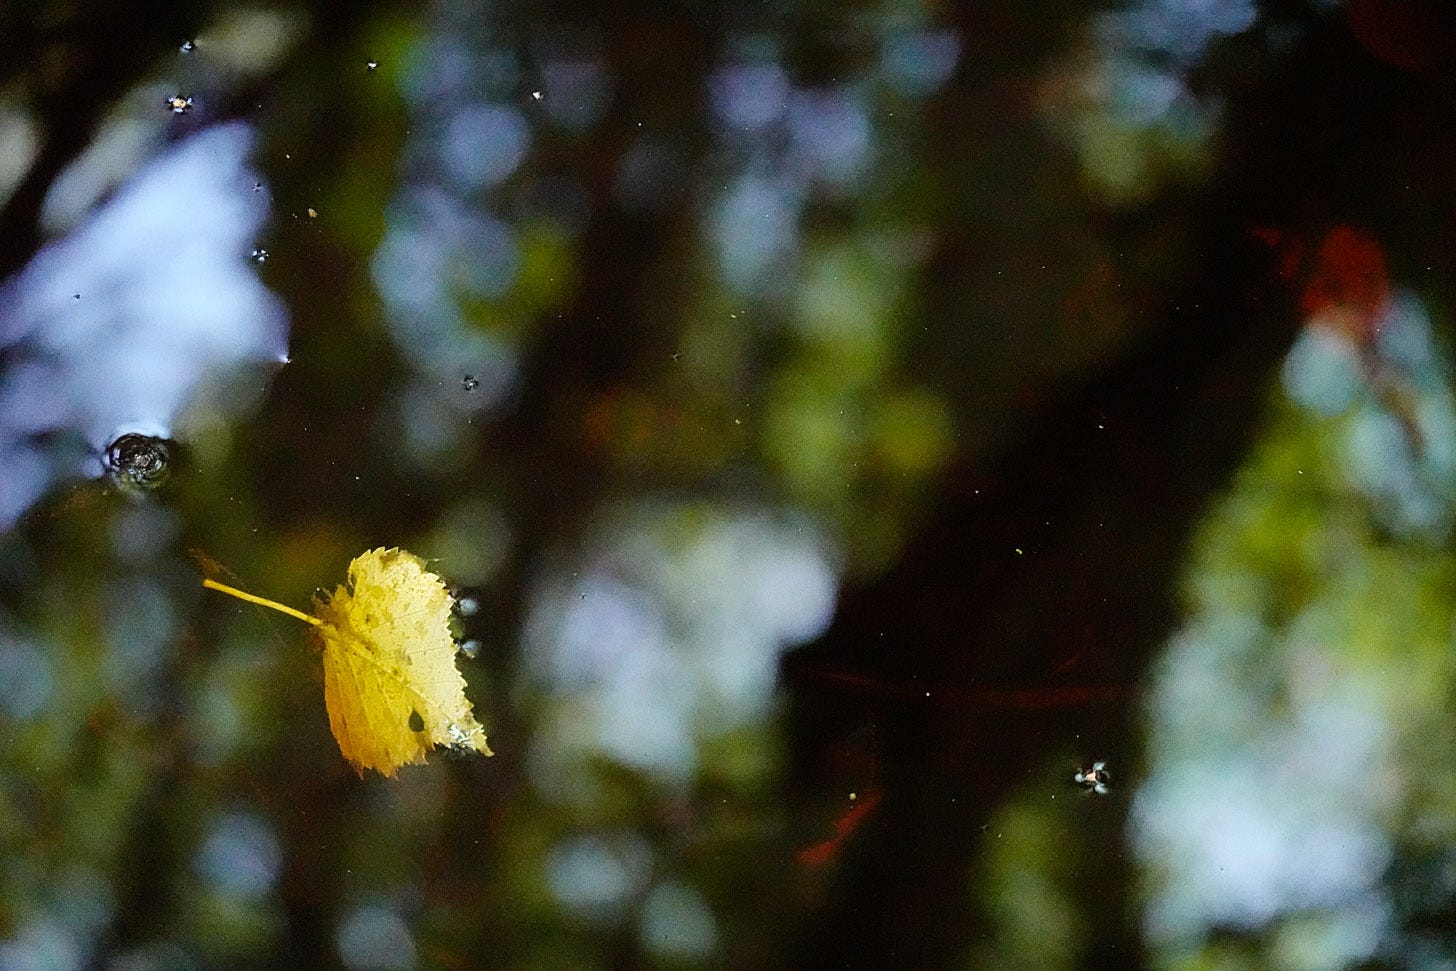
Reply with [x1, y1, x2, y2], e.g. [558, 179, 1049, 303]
[202, 548, 493, 777]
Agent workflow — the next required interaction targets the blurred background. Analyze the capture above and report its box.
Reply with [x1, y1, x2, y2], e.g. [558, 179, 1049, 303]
[4, 0, 1456, 967]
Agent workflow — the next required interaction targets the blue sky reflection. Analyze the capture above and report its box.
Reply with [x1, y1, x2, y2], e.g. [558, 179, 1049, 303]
[525, 504, 837, 784]
[0, 123, 286, 526]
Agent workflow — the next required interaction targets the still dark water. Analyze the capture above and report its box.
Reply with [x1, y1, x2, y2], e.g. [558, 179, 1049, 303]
[4, 1, 1456, 968]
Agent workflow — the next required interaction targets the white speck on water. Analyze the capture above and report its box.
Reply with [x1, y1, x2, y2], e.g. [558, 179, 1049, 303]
[180, 40, 195, 53]
[531, 90, 543, 100]
[366, 60, 378, 70]
[250, 248, 268, 263]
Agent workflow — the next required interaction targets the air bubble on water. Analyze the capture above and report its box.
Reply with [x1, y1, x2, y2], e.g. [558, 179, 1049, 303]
[462, 375, 480, 392]
[455, 595, 480, 616]
[446, 721, 482, 747]
[458, 639, 481, 659]
[105, 433, 173, 491]
[250, 248, 268, 263]
[366, 60, 379, 71]
[180, 40, 195, 53]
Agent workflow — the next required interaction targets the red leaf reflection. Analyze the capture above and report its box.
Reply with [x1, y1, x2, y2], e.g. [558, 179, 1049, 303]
[797, 788, 884, 867]
[1298, 225, 1389, 344]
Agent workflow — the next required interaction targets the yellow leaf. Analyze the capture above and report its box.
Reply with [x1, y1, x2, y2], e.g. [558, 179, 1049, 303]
[203, 547, 492, 777]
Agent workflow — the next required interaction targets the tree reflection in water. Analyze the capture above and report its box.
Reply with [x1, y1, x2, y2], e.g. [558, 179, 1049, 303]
[3, 0, 1456, 968]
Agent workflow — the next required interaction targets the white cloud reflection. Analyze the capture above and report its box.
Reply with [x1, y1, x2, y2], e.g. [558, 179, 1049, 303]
[525, 503, 837, 784]
[1136, 603, 1397, 962]
[0, 123, 286, 527]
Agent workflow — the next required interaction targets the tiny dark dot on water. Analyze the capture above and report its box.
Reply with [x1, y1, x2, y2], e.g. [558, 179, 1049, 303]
[73, 293, 80, 299]
[408, 710, 425, 732]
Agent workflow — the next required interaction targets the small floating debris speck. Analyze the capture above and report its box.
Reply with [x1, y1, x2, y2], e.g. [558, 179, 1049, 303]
[251, 182, 263, 192]
[531, 90, 543, 101]
[462, 375, 480, 392]
[180, 40, 195, 53]
[1074, 761, 1110, 795]
[366, 60, 379, 71]
[251, 248, 268, 264]
[166, 94, 193, 114]
[307, 208, 318, 218]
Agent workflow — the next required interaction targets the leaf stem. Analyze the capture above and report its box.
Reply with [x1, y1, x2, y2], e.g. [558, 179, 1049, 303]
[203, 578, 323, 627]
